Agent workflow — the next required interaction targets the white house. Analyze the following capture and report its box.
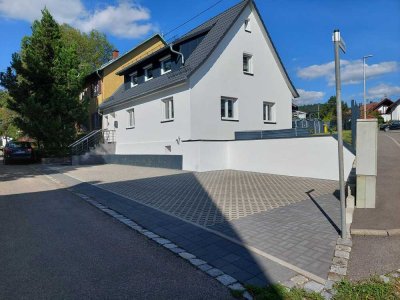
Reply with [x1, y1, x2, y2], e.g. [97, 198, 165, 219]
[293, 110, 307, 119]
[100, 0, 298, 156]
[387, 99, 400, 121]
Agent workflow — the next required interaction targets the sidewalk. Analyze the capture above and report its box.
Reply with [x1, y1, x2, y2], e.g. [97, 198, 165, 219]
[352, 131, 400, 231]
[348, 131, 400, 280]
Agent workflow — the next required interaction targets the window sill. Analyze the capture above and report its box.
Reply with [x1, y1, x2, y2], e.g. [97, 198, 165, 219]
[264, 121, 276, 124]
[161, 119, 174, 123]
[161, 70, 171, 75]
[126, 126, 135, 130]
[221, 118, 239, 122]
[243, 72, 254, 76]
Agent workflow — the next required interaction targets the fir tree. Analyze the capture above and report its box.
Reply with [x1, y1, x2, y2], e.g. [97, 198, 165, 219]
[0, 9, 88, 154]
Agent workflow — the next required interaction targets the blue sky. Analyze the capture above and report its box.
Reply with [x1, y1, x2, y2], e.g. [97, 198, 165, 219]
[0, 0, 399, 105]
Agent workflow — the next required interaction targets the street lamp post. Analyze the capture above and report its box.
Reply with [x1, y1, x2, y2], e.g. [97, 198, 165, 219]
[363, 55, 373, 119]
[332, 29, 346, 239]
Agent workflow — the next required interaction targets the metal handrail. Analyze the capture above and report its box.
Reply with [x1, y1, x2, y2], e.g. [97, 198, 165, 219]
[69, 129, 102, 148]
[69, 129, 116, 156]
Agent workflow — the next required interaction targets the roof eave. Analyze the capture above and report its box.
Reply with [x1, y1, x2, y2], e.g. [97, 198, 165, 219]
[99, 78, 187, 111]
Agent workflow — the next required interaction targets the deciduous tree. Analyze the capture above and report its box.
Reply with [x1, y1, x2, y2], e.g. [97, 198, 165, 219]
[60, 24, 114, 75]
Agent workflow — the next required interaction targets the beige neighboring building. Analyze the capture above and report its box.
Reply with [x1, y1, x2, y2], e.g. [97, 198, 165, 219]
[82, 34, 167, 130]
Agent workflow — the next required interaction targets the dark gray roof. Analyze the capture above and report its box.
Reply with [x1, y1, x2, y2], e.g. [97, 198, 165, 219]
[100, 0, 298, 111]
[100, 0, 249, 110]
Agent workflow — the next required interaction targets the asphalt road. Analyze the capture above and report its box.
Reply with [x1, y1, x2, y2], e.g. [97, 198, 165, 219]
[0, 161, 233, 299]
[348, 235, 400, 281]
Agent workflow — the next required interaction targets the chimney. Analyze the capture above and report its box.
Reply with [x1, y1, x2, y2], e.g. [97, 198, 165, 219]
[112, 49, 119, 59]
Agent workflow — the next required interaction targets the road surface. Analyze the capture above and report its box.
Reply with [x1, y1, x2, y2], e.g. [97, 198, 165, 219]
[0, 160, 233, 299]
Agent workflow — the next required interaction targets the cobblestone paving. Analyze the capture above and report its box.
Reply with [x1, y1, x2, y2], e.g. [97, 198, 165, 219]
[57, 165, 338, 227]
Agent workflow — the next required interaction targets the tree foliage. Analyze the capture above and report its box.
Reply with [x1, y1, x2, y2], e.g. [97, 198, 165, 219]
[298, 96, 350, 121]
[319, 96, 349, 121]
[60, 24, 114, 75]
[0, 9, 88, 153]
[0, 90, 20, 139]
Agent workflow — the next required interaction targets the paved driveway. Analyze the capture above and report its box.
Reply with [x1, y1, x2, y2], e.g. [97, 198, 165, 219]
[48, 164, 341, 283]
[0, 161, 233, 299]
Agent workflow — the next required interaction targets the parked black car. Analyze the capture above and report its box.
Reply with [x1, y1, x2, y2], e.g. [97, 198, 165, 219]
[3, 141, 37, 164]
[380, 120, 400, 132]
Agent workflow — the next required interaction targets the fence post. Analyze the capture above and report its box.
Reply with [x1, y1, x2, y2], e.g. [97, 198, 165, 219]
[351, 100, 359, 149]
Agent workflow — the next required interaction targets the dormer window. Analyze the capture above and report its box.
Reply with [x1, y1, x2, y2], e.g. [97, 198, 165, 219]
[144, 64, 153, 81]
[160, 55, 172, 75]
[130, 72, 138, 88]
[244, 18, 251, 32]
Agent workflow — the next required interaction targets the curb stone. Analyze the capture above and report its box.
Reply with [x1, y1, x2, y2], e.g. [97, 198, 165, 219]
[67, 189, 254, 299]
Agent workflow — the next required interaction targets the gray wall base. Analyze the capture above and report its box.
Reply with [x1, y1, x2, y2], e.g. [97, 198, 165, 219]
[72, 154, 183, 170]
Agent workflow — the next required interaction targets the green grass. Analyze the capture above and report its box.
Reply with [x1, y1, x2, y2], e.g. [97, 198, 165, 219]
[333, 277, 400, 300]
[241, 284, 323, 300]
[231, 276, 400, 300]
[341, 130, 352, 145]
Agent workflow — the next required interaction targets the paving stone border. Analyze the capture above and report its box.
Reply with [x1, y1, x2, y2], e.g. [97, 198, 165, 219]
[281, 236, 353, 299]
[69, 189, 254, 300]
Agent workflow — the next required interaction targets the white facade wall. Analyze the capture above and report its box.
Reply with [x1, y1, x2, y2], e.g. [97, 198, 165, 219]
[103, 84, 191, 155]
[391, 105, 400, 121]
[182, 136, 355, 181]
[189, 5, 293, 140]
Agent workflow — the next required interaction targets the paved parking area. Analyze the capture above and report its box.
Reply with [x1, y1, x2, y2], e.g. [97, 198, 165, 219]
[48, 164, 340, 283]
[55, 165, 338, 226]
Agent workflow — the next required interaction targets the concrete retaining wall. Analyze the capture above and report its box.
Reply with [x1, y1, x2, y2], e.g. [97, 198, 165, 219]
[182, 136, 355, 181]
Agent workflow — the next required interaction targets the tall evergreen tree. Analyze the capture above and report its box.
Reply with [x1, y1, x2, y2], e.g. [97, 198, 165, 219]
[0, 90, 20, 139]
[0, 9, 88, 153]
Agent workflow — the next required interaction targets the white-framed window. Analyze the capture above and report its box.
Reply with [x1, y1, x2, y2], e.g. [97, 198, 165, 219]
[160, 55, 172, 75]
[244, 18, 251, 32]
[221, 97, 238, 120]
[144, 64, 153, 81]
[127, 108, 135, 128]
[263, 102, 275, 122]
[162, 97, 174, 121]
[243, 53, 253, 74]
[130, 72, 138, 87]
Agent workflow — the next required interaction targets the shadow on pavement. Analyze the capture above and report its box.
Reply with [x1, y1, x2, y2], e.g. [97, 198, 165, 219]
[0, 161, 290, 299]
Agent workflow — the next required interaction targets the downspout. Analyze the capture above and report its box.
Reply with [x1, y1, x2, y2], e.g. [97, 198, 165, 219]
[169, 43, 185, 65]
[95, 69, 104, 130]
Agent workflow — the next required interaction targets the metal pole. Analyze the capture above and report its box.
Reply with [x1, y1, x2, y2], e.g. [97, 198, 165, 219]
[363, 55, 373, 119]
[333, 29, 346, 239]
[363, 57, 366, 119]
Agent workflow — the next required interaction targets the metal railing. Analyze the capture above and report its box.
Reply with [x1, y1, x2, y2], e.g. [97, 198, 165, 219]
[69, 129, 115, 156]
[292, 119, 324, 134]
